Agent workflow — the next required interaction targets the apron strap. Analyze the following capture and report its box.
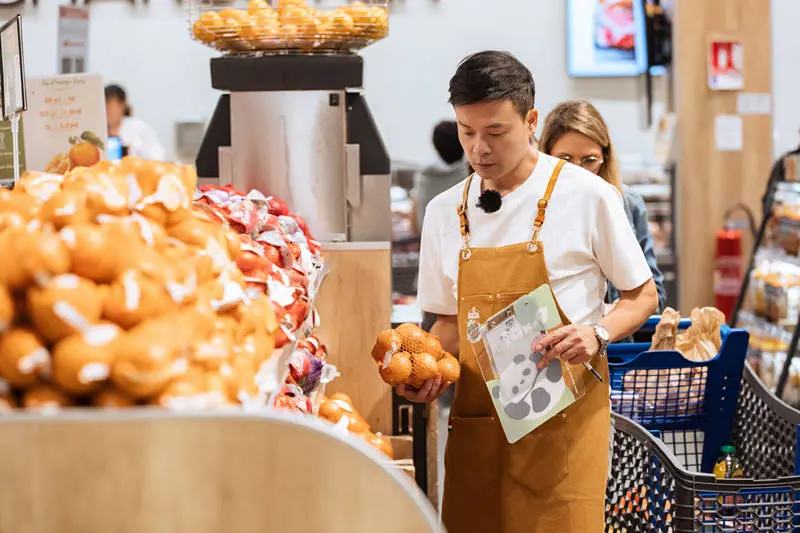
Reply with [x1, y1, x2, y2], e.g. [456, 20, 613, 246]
[531, 159, 567, 240]
[457, 173, 475, 238]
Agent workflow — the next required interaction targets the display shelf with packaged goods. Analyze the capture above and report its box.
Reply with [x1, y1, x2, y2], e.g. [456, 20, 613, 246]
[732, 154, 800, 404]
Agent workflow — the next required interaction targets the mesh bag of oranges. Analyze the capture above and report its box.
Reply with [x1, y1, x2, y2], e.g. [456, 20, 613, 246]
[370, 323, 460, 389]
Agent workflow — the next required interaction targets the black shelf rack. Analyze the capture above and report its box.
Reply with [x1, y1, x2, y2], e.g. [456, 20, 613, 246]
[730, 156, 800, 400]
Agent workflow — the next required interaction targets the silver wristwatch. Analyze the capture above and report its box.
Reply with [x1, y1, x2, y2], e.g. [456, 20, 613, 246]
[593, 324, 610, 358]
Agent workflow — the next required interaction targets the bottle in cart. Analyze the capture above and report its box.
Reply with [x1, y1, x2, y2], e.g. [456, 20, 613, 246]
[713, 445, 744, 479]
[713, 445, 745, 528]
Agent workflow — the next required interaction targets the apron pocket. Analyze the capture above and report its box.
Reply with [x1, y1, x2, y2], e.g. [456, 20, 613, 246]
[445, 416, 501, 489]
[505, 415, 569, 496]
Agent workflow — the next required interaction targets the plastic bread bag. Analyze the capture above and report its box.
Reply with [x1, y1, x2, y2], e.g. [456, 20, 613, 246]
[468, 284, 586, 444]
[650, 307, 681, 351]
[675, 307, 726, 362]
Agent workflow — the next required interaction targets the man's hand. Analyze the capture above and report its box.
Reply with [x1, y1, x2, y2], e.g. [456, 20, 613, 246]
[533, 324, 599, 369]
[397, 375, 452, 403]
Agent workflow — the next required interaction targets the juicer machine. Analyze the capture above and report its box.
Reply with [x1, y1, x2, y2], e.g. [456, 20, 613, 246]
[196, 54, 391, 243]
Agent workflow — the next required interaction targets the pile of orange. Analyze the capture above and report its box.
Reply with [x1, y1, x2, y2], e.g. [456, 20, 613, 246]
[370, 323, 460, 389]
[0, 159, 281, 412]
[191, 0, 389, 53]
[317, 392, 394, 458]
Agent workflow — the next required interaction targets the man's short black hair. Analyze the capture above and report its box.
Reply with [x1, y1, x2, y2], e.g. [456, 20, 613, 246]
[448, 51, 536, 119]
[432, 120, 464, 165]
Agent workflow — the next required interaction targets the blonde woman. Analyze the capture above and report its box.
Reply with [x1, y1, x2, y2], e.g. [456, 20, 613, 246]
[541, 99, 666, 311]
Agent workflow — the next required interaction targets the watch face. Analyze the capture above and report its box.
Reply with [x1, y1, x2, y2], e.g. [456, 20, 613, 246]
[595, 325, 610, 343]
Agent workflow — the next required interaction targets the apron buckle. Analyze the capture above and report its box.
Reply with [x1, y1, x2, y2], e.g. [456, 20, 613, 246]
[461, 248, 472, 260]
[526, 241, 539, 253]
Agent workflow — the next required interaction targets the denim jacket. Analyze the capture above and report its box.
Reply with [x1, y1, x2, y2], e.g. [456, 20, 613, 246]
[606, 185, 667, 312]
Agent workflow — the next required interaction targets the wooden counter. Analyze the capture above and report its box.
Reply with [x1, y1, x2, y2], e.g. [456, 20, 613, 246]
[0, 411, 440, 533]
[314, 242, 393, 434]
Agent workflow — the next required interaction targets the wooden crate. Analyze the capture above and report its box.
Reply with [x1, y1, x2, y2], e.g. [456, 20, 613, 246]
[387, 435, 415, 479]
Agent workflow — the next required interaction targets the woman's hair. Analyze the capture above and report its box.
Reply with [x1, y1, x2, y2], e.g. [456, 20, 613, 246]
[539, 99, 621, 191]
[105, 83, 132, 117]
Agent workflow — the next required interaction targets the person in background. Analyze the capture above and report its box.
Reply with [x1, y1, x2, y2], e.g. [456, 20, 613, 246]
[411, 120, 467, 233]
[540, 99, 667, 312]
[105, 84, 166, 161]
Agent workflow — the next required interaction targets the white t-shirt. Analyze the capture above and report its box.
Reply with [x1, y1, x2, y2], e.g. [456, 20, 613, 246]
[417, 152, 652, 325]
[119, 117, 166, 161]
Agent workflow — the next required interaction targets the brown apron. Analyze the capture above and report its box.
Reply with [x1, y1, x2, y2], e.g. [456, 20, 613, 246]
[441, 159, 611, 533]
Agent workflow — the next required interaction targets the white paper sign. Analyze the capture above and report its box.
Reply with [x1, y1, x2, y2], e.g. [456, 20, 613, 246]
[737, 93, 771, 116]
[57, 6, 89, 75]
[23, 74, 107, 174]
[715, 115, 743, 152]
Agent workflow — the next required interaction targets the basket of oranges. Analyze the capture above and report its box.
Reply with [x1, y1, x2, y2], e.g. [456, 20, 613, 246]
[371, 323, 461, 389]
[188, 0, 389, 55]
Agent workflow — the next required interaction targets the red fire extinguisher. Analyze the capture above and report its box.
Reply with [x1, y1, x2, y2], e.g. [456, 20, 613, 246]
[715, 204, 756, 321]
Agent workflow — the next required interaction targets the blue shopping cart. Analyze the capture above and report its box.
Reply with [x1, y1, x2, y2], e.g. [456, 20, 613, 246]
[605, 316, 800, 531]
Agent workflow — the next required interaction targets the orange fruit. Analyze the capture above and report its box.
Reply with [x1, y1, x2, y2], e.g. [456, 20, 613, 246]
[371, 328, 401, 364]
[68, 141, 101, 168]
[371, 433, 394, 459]
[193, 19, 216, 43]
[409, 352, 438, 389]
[423, 335, 443, 359]
[218, 7, 246, 21]
[344, 413, 370, 434]
[45, 153, 71, 175]
[438, 356, 461, 383]
[329, 392, 354, 407]
[396, 323, 427, 353]
[378, 351, 412, 387]
[318, 398, 343, 423]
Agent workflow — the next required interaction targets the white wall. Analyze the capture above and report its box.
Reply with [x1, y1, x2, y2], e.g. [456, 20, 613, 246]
[4, 0, 793, 167]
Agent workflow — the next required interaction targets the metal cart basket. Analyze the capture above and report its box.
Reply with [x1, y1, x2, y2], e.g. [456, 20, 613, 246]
[606, 316, 800, 531]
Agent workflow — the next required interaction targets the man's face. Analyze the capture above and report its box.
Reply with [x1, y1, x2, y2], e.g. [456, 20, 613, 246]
[454, 99, 537, 179]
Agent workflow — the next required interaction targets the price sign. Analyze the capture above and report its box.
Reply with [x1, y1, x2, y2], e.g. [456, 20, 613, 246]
[0, 14, 26, 119]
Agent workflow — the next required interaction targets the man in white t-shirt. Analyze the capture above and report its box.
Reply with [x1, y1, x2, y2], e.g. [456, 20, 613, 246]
[399, 51, 657, 533]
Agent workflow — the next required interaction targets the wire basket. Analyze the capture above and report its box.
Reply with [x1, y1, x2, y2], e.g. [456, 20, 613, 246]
[186, 0, 389, 55]
[607, 317, 750, 473]
[607, 410, 800, 533]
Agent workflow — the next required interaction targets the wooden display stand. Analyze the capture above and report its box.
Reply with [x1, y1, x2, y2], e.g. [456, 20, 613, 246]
[0, 411, 441, 533]
[315, 242, 393, 434]
[673, 0, 773, 311]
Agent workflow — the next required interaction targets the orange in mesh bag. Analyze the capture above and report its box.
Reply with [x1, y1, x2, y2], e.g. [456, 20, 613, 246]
[370, 323, 461, 388]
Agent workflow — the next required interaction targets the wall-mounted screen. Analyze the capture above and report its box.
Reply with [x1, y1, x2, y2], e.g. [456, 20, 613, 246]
[566, 0, 649, 78]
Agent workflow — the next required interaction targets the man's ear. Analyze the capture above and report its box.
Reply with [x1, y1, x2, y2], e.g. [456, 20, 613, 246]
[526, 109, 539, 137]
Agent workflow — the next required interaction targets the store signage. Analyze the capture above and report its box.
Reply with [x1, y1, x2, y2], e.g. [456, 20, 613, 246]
[57, 6, 89, 74]
[708, 40, 744, 91]
[23, 74, 107, 174]
[0, 14, 26, 120]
